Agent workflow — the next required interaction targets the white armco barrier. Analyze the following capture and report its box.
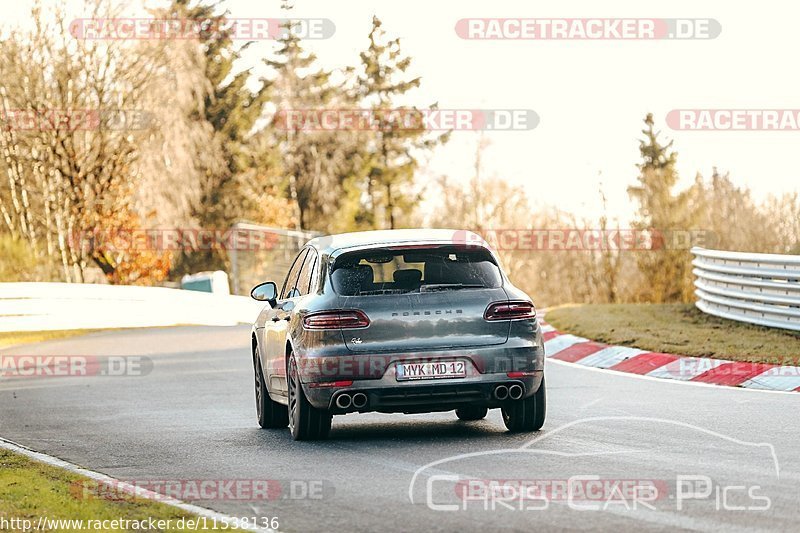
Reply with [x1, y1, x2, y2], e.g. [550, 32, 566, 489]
[0, 282, 266, 332]
[691, 247, 800, 332]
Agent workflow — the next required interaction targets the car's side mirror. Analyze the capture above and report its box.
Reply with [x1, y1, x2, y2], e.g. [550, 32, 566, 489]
[250, 281, 278, 305]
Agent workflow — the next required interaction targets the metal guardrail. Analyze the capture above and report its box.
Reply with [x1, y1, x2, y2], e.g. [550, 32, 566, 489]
[691, 247, 800, 331]
[228, 222, 320, 295]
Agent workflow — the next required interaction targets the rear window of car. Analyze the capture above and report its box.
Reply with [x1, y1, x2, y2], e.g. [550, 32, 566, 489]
[330, 246, 502, 296]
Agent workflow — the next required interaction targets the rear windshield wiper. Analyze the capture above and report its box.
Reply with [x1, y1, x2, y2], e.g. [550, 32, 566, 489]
[420, 283, 485, 292]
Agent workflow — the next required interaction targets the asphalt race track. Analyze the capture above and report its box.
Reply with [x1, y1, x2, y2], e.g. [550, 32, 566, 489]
[2, 326, 799, 532]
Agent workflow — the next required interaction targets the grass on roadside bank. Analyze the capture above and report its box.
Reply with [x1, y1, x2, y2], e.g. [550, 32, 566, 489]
[0, 449, 239, 532]
[546, 303, 800, 365]
[0, 329, 104, 349]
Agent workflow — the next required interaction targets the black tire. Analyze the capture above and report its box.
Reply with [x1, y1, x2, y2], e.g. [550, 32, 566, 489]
[501, 377, 546, 432]
[255, 347, 289, 429]
[288, 355, 332, 441]
[455, 405, 488, 421]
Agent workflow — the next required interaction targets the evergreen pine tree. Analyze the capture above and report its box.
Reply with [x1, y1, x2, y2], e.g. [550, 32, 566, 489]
[357, 16, 447, 229]
[628, 113, 692, 302]
[166, 0, 271, 272]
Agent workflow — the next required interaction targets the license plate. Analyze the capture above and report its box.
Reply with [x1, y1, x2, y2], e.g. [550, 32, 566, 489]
[396, 361, 466, 381]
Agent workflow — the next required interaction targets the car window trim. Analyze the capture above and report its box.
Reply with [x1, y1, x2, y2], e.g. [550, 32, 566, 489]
[304, 250, 319, 295]
[280, 248, 308, 300]
[296, 248, 317, 297]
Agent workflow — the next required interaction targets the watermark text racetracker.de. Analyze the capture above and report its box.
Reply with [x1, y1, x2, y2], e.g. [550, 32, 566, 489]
[667, 109, 800, 131]
[0, 355, 152, 378]
[69, 228, 282, 253]
[456, 18, 721, 40]
[69, 17, 335, 40]
[67, 227, 715, 253]
[0, 109, 154, 131]
[273, 109, 539, 131]
[651, 357, 800, 380]
[452, 228, 716, 251]
[70, 478, 332, 502]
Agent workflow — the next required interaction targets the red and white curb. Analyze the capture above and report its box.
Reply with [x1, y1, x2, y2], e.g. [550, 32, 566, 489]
[540, 322, 800, 392]
[0, 437, 275, 533]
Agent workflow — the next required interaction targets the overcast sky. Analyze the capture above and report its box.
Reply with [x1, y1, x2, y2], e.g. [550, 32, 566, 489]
[7, 0, 800, 224]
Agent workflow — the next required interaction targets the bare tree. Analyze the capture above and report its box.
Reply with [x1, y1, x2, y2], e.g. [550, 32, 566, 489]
[0, 0, 220, 282]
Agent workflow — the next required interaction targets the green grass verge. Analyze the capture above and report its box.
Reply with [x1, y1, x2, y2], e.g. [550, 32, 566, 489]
[0, 449, 239, 531]
[0, 330, 104, 349]
[546, 303, 800, 365]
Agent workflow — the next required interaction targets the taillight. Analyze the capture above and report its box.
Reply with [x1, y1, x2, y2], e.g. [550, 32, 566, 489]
[303, 310, 370, 330]
[484, 301, 536, 321]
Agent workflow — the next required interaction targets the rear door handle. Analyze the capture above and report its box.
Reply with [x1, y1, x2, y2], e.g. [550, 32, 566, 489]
[282, 316, 291, 322]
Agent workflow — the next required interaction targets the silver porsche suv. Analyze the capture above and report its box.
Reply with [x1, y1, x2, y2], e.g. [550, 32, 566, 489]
[250, 229, 545, 440]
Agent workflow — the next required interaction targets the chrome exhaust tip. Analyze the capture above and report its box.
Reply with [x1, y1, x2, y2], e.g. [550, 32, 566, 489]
[508, 384, 524, 400]
[494, 385, 509, 401]
[335, 393, 352, 409]
[352, 392, 368, 409]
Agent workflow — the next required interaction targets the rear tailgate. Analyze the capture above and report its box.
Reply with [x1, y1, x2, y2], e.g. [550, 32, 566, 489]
[339, 288, 510, 352]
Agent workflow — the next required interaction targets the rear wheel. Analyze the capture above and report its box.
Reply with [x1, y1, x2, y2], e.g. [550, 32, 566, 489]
[501, 377, 546, 432]
[288, 355, 332, 441]
[455, 405, 488, 421]
[255, 347, 289, 429]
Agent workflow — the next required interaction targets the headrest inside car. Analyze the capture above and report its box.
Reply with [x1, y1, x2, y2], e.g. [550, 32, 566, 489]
[393, 269, 422, 286]
[332, 264, 374, 295]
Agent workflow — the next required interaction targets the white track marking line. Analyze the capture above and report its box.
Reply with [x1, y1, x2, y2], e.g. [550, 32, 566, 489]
[0, 437, 275, 533]
[579, 398, 602, 409]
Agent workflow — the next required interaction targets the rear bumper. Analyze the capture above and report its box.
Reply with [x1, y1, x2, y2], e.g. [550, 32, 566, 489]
[303, 370, 543, 413]
[297, 331, 544, 412]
